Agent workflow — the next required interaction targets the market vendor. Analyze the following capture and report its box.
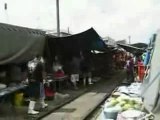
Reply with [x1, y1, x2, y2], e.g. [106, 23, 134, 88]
[125, 56, 135, 83]
[27, 55, 48, 115]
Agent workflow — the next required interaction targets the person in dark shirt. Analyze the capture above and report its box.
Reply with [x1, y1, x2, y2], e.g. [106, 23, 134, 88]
[27, 56, 48, 115]
[33, 62, 44, 82]
[126, 56, 135, 83]
[80, 55, 93, 86]
[70, 55, 81, 89]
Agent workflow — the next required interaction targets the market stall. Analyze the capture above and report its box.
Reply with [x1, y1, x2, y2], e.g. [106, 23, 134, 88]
[0, 23, 46, 101]
[44, 28, 107, 88]
[44, 28, 106, 61]
[0, 23, 46, 65]
[0, 23, 46, 117]
[100, 82, 154, 120]
[99, 33, 158, 120]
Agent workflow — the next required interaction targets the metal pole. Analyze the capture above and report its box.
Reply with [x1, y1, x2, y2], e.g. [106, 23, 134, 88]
[128, 36, 131, 44]
[4, 3, 9, 23]
[68, 27, 70, 34]
[56, 0, 60, 37]
[4, 3, 7, 10]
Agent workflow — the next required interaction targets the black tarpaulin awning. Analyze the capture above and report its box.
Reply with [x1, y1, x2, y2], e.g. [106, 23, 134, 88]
[117, 43, 146, 55]
[131, 42, 148, 48]
[45, 28, 106, 58]
[0, 23, 46, 65]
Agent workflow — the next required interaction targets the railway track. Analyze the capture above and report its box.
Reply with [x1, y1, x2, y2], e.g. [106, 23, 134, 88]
[41, 71, 125, 120]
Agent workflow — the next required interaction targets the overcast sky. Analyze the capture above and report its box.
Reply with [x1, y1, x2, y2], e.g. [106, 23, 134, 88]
[1, 0, 160, 43]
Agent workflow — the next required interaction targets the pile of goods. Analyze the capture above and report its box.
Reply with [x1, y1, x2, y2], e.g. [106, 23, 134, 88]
[100, 82, 154, 120]
[105, 93, 143, 111]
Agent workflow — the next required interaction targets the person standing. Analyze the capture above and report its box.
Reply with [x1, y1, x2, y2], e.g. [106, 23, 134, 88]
[80, 54, 93, 86]
[27, 56, 48, 115]
[70, 54, 81, 90]
[126, 56, 134, 83]
[137, 57, 145, 81]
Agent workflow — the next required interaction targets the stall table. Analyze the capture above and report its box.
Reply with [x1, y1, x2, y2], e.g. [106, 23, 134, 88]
[0, 84, 28, 98]
[46, 75, 69, 92]
[53, 75, 68, 91]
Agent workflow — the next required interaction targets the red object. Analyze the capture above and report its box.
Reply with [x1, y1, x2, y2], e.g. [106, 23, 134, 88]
[45, 87, 55, 99]
[138, 62, 145, 81]
[54, 70, 65, 77]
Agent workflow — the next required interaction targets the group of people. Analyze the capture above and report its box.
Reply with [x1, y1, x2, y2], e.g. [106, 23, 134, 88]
[26, 50, 151, 114]
[56, 52, 93, 90]
[26, 52, 94, 115]
[124, 55, 146, 83]
[69, 53, 93, 90]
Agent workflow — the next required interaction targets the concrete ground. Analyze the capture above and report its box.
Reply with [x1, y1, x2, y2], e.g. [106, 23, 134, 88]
[0, 87, 87, 120]
[42, 70, 125, 120]
[0, 80, 89, 120]
[0, 70, 125, 120]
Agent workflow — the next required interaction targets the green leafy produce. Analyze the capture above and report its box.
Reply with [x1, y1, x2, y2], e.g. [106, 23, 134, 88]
[122, 104, 134, 111]
[110, 99, 119, 106]
[134, 104, 142, 110]
[117, 101, 126, 107]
